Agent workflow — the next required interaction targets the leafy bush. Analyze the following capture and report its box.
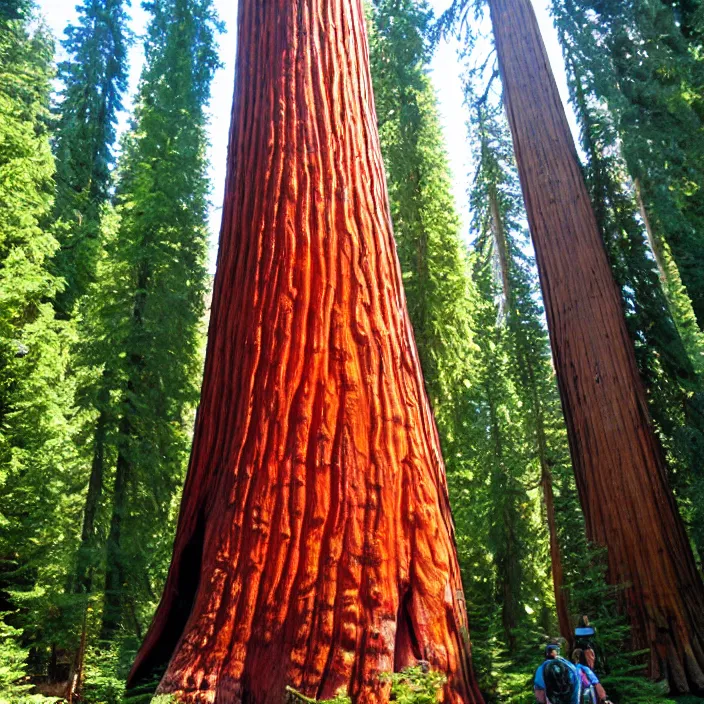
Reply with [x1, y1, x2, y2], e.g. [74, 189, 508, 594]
[0, 616, 57, 703]
[285, 664, 446, 703]
[82, 643, 126, 704]
[383, 664, 447, 702]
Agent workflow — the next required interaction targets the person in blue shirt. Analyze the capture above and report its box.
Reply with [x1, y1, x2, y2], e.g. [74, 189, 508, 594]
[534, 644, 581, 704]
[572, 648, 610, 704]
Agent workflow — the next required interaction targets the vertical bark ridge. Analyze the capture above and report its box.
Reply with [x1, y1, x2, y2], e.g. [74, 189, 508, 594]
[127, 0, 481, 702]
[489, 0, 704, 692]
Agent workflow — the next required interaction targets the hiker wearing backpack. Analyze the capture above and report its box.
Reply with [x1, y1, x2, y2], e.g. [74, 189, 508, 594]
[534, 644, 581, 704]
[572, 648, 611, 704]
[574, 615, 602, 672]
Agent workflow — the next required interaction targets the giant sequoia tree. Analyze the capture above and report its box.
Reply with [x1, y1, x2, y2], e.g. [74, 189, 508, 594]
[128, 0, 481, 702]
[488, 0, 704, 692]
[560, 53, 704, 559]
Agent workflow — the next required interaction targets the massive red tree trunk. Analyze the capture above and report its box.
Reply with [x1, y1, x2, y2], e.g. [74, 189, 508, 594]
[127, 1, 481, 702]
[488, 0, 704, 692]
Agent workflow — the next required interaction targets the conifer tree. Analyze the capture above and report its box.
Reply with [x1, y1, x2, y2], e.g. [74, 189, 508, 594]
[53, 3, 130, 620]
[52, 1, 131, 622]
[51, 0, 130, 317]
[0, 0, 84, 681]
[468, 96, 576, 645]
[367, 0, 476, 473]
[96, 0, 220, 640]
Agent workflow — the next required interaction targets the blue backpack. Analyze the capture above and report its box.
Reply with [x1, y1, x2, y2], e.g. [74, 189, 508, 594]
[543, 659, 577, 704]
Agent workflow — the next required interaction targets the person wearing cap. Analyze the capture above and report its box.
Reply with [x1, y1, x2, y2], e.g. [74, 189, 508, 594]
[534, 644, 581, 704]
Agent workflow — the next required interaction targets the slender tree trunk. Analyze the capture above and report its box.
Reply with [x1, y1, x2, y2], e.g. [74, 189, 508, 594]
[525, 359, 571, 644]
[74, 393, 109, 594]
[127, 1, 482, 702]
[539, 455, 571, 644]
[488, 184, 512, 319]
[489, 178, 571, 643]
[485, 381, 520, 654]
[634, 179, 668, 285]
[489, 0, 704, 692]
[101, 412, 130, 640]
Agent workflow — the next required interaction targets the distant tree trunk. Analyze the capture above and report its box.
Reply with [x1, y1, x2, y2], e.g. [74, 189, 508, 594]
[634, 179, 668, 285]
[127, 1, 482, 702]
[100, 414, 130, 640]
[539, 455, 571, 644]
[74, 395, 109, 594]
[101, 266, 149, 641]
[488, 184, 512, 320]
[489, 0, 704, 692]
[485, 383, 520, 654]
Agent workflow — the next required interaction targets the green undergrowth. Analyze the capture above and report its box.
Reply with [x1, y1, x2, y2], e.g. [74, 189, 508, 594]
[285, 664, 446, 703]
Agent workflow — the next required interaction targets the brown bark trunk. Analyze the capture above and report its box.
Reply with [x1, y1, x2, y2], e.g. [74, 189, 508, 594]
[100, 412, 130, 640]
[127, 1, 481, 702]
[540, 458, 571, 645]
[526, 363, 570, 645]
[489, 0, 704, 692]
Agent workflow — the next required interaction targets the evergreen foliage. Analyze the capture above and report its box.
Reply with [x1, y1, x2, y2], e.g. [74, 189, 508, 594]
[0, 0, 85, 688]
[51, 0, 130, 316]
[462, 89, 579, 693]
[285, 665, 447, 703]
[1, 0, 219, 695]
[0, 617, 54, 702]
[550, 0, 704, 331]
[368, 0, 478, 444]
[94, 0, 220, 641]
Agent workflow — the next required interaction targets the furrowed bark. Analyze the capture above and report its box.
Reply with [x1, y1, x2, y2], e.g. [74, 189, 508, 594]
[489, 0, 704, 692]
[127, 1, 482, 702]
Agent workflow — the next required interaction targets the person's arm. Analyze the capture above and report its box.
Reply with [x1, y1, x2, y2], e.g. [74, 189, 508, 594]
[594, 683, 608, 702]
[583, 666, 609, 702]
[534, 664, 547, 702]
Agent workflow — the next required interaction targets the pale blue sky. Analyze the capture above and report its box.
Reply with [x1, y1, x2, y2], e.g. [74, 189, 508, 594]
[36, 0, 577, 262]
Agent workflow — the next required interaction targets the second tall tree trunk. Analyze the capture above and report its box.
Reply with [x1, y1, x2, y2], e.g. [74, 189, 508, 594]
[489, 0, 704, 692]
